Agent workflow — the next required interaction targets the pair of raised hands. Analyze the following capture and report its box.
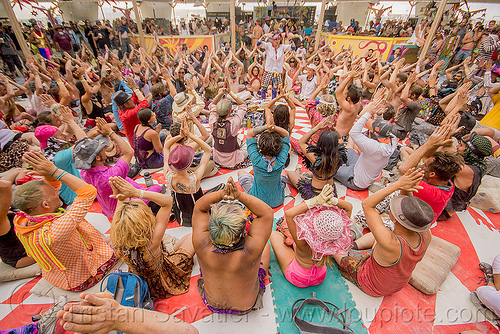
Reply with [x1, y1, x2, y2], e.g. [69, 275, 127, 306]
[304, 184, 338, 209]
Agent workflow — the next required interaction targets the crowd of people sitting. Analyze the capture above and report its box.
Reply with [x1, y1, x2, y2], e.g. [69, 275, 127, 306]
[0, 11, 499, 333]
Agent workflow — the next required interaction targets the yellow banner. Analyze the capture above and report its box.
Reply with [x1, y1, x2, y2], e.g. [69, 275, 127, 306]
[137, 34, 216, 55]
[320, 33, 408, 61]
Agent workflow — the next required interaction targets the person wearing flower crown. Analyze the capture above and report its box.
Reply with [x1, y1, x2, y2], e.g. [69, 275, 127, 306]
[270, 184, 353, 288]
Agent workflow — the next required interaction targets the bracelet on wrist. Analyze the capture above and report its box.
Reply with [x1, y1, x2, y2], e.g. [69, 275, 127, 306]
[50, 167, 59, 177]
[139, 190, 144, 199]
[56, 171, 68, 181]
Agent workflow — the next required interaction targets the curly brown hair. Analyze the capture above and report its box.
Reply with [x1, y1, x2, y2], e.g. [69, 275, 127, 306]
[428, 151, 464, 181]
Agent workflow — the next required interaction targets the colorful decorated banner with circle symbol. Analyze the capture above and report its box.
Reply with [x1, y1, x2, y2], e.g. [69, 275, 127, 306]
[320, 33, 409, 61]
[134, 34, 219, 56]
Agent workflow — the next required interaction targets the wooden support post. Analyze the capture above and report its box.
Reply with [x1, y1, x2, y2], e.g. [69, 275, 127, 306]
[230, 0, 236, 51]
[420, 0, 447, 57]
[132, 0, 146, 48]
[314, 0, 327, 51]
[1, 0, 31, 59]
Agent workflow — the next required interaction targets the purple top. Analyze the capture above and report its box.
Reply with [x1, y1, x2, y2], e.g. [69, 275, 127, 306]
[80, 159, 161, 218]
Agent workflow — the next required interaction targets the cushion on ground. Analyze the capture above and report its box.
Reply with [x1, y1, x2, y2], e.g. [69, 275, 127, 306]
[409, 236, 460, 295]
[0, 261, 41, 282]
[470, 175, 500, 213]
[29, 259, 125, 301]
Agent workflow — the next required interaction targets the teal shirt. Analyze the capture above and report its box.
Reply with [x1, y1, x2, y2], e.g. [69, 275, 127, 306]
[246, 137, 290, 208]
[54, 148, 81, 205]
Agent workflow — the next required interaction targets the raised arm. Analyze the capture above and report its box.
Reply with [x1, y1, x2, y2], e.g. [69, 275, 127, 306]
[398, 126, 453, 174]
[97, 118, 134, 164]
[228, 177, 273, 258]
[362, 168, 424, 254]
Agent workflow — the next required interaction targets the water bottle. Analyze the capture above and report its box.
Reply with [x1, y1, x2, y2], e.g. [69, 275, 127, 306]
[143, 172, 154, 188]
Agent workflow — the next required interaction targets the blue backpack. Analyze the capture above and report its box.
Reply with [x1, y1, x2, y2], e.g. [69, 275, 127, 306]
[101, 270, 154, 310]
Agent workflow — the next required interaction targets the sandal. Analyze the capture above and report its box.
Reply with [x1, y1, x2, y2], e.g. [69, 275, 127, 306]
[470, 291, 500, 322]
[479, 262, 494, 284]
[275, 217, 294, 247]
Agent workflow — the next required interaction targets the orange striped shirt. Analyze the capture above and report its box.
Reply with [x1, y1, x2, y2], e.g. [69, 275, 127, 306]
[15, 183, 114, 290]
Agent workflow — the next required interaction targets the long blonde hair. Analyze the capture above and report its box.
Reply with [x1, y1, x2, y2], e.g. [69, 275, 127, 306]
[110, 200, 155, 254]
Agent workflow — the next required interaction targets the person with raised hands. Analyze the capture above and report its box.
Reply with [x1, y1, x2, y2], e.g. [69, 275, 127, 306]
[192, 177, 273, 314]
[335, 66, 363, 139]
[287, 116, 345, 199]
[391, 72, 424, 140]
[77, 117, 162, 219]
[398, 125, 464, 221]
[271, 184, 353, 288]
[334, 94, 398, 191]
[333, 168, 434, 297]
[209, 87, 250, 169]
[57, 292, 198, 334]
[237, 122, 290, 208]
[109, 176, 194, 298]
[113, 75, 149, 146]
[12, 151, 116, 291]
[163, 119, 212, 227]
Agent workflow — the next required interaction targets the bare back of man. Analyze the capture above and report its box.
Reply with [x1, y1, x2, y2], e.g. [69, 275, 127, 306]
[197, 243, 271, 311]
[336, 106, 361, 137]
[192, 177, 273, 313]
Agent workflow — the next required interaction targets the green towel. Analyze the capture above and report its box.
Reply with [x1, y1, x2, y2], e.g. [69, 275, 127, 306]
[269, 241, 367, 333]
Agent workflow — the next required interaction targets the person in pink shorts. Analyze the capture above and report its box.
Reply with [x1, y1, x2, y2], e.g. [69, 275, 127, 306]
[270, 184, 353, 288]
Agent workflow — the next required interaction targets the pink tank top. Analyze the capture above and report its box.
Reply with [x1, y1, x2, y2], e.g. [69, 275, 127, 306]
[357, 233, 426, 297]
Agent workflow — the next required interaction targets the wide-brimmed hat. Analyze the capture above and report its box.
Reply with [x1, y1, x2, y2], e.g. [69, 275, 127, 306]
[307, 63, 317, 71]
[168, 145, 195, 172]
[295, 205, 352, 261]
[73, 135, 110, 170]
[55, 25, 63, 30]
[172, 92, 194, 114]
[216, 100, 232, 117]
[35, 125, 59, 150]
[389, 195, 434, 232]
[113, 91, 132, 106]
[334, 69, 345, 77]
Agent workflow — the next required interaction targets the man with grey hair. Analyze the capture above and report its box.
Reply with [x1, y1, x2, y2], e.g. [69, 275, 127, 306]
[192, 177, 273, 314]
[209, 88, 249, 169]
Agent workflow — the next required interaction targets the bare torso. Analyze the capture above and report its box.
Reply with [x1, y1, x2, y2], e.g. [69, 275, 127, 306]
[197, 248, 262, 311]
[336, 104, 361, 137]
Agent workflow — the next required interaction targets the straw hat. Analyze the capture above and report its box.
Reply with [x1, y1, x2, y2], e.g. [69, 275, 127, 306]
[172, 92, 194, 114]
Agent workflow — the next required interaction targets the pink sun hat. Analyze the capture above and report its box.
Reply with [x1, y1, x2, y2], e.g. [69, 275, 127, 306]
[34, 125, 59, 150]
[295, 205, 353, 261]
